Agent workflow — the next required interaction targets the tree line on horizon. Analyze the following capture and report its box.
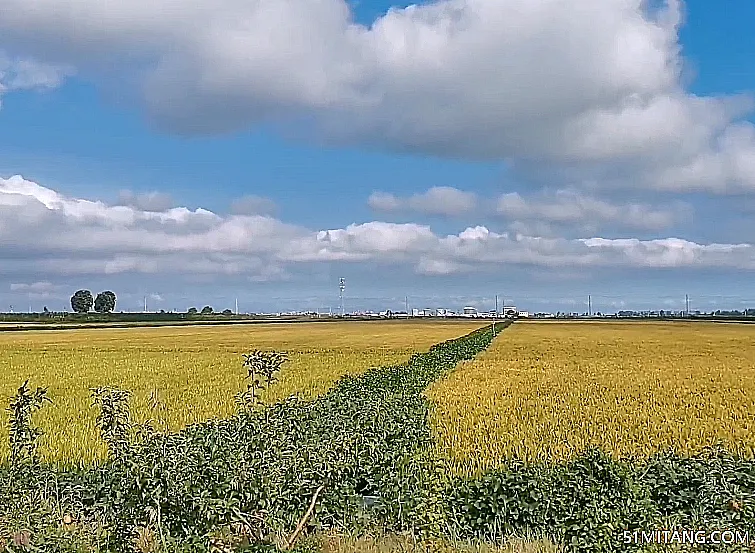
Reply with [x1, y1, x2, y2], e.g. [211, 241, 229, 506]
[68, 290, 231, 316]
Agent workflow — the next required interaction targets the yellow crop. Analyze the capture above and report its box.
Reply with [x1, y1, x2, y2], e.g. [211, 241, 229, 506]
[427, 321, 755, 475]
[0, 320, 482, 465]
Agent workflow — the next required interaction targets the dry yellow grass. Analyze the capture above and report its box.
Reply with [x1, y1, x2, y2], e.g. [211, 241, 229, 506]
[317, 533, 561, 553]
[0, 320, 482, 464]
[427, 321, 755, 474]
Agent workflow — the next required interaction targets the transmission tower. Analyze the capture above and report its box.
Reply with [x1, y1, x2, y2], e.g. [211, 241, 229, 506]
[339, 278, 346, 316]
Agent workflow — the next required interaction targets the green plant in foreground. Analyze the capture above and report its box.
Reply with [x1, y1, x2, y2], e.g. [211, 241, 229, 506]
[91, 387, 132, 461]
[235, 350, 289, 411]
[8, 379, 51, 468]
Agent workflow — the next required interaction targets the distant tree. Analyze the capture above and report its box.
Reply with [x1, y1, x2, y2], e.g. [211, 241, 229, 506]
[94, 291, 117, 313]
[201, 306, 214, 315]
[70, 290, 94, 314]
[187, 307, 198, 315]
[43, 306, 49, 314]
[222, 309, 233, 316]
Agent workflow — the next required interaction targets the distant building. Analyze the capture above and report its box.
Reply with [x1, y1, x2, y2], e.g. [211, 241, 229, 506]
[503, 306, 518, 317]
[517, 311, 530, 318]
[463, 306, 477, 316]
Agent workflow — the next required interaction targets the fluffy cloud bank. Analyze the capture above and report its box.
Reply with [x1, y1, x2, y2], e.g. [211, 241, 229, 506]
[1, 175, 754, 286]
[0, 0, 754, 192]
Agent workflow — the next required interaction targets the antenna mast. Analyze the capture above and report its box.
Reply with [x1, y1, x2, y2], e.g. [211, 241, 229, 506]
[339, 278, 346, 316]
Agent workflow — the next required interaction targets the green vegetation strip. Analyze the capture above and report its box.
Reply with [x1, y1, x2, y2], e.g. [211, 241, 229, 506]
[447, 449, 755, 552]
[2, 321, 755, 553]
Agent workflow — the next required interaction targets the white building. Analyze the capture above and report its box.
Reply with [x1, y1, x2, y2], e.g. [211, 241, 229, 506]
[463, 306, 477, 316]
[517, 311, 530, 318]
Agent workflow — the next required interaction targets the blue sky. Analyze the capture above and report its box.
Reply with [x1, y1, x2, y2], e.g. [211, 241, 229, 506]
[1, 0, 755, 314]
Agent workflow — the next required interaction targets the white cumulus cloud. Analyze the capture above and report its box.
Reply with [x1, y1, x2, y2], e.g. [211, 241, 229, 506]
[0, 1, 754, 193]
[1, 175, 755, 291]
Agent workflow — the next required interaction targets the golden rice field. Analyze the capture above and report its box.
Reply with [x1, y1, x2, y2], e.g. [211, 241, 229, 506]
[0, 320, 483, 465]
[427, 321, 755, 475]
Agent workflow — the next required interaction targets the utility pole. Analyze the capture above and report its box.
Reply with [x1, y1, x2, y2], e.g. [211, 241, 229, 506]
[235, 298, 239, 315]
[405, 296, 409, 315]
[685, 294, 689, 317]
[144, 296, 148, 313]
[588, 295, 592, 317]
[493, 294, 498, 336]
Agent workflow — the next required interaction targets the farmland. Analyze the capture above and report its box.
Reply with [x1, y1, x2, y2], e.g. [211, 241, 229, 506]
[3, 319, 755, 552]
[0, 319, 483, 464]
[2, 323, 508, 552]
[428, 321, 755, 475]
